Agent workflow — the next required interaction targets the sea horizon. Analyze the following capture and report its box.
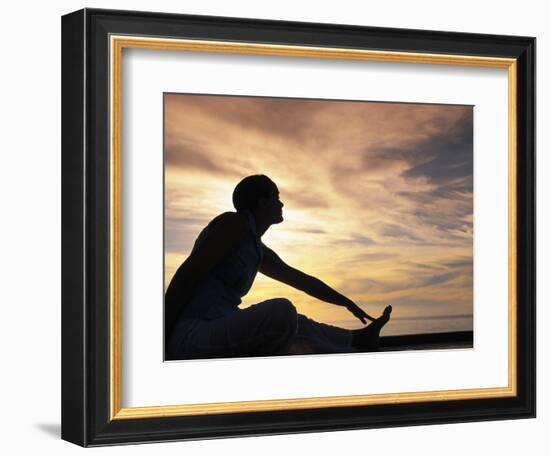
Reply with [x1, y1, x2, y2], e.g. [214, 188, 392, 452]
[323, 314, 473, 337]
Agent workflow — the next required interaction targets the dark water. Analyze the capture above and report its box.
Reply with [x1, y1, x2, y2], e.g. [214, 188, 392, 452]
[381, 315, 473, 337]
[334, 314, 473, 337]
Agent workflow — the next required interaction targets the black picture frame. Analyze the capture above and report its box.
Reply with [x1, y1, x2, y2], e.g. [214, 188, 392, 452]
[61, 7, 535, 447]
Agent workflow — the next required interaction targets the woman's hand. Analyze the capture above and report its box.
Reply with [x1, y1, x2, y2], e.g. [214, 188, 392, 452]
[345, 302, 376, 325]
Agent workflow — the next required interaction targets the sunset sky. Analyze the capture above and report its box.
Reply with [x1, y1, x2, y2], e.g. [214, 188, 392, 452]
[164, 94, 473, 335]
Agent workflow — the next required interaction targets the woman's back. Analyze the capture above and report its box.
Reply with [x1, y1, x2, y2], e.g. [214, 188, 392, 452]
[164, 211, 264, 342]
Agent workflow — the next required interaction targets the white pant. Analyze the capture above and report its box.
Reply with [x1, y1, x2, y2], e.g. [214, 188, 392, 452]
[168, 298, 355, 359]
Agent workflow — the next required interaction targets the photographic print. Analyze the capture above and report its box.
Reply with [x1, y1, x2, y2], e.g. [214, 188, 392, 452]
[62, 10, 535, 445]
[163, 94, 474, 361]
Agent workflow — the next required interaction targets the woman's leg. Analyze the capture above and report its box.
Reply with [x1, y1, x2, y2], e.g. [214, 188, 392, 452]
[276, 314, 355, 355]
[171, 301, 392, 359]
[174, 298, 298, 359]
[275, 306, 393, 355]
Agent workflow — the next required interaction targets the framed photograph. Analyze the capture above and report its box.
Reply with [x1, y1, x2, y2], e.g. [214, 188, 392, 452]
[61, 8, 535, 447]
[162, 93, 475, 362]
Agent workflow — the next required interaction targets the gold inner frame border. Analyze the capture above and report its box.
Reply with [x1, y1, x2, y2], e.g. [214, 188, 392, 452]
[109, 35, 518, 420]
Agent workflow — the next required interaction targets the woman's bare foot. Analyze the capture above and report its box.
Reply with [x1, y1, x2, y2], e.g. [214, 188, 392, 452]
[351, 305, 392, 351]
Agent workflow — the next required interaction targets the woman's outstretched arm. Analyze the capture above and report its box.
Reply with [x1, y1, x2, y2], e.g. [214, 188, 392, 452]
[259, 245, 375, 324]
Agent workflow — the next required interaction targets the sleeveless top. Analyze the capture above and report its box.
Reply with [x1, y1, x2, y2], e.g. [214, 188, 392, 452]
[178, 210, 265, 320]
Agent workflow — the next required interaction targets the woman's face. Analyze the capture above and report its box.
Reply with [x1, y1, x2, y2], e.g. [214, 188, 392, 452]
[258, 185, 284, 224]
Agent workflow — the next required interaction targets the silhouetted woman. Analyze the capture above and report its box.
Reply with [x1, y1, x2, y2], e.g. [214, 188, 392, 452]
[165, 175, 392, 360]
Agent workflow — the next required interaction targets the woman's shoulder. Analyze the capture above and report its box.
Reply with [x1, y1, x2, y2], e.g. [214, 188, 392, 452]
[190, 211, 252, 257]
[209, 211, 249, 234]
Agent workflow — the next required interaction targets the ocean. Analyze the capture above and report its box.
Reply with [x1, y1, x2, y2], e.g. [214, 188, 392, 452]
[333, 314, 473, 337]
[379, 315, 473, 336]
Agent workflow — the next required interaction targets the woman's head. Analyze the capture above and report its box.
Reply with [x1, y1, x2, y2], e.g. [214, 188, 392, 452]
[232, 175, 284, 224]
